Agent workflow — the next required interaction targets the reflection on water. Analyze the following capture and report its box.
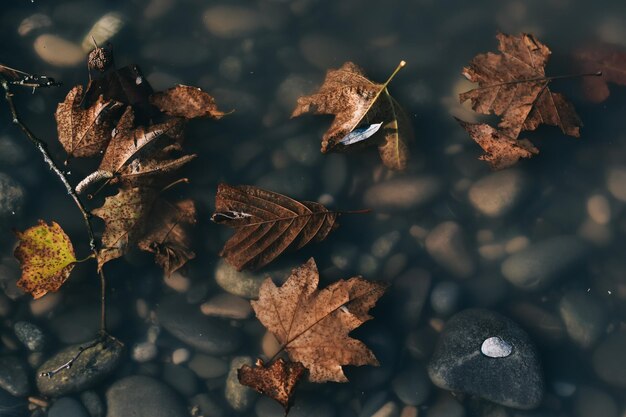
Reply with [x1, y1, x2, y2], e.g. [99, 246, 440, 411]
[1, 0, 626, 416]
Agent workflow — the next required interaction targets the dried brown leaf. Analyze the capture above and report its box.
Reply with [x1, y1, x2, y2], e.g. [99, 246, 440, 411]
[291, 61, 410, 170]
[138, 199, 196, 276]
[574, 42, 626, 103]
[456, 119, 538, 170]
[460, 32, 582, 138]
[252, 258, 387, 383]
[211, 184, 340, 271]
[55, 85, 122, 158]
[92, 187, 156, 269]
[238, 358, 306, 411]
[149, 85, 227, 119]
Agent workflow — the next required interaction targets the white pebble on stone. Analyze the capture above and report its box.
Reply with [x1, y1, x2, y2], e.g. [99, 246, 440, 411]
[132, 342, 157, 363]
[172, 348, 190, 365]
[481, 336, 513, 358]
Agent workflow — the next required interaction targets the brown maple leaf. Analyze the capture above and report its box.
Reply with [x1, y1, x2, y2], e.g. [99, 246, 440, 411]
[211, 184, 368, 271]
[55, 85, 122, 158]
[149, 85, 227, 119]
[456, 119, 538, 170]
[250, 258, 387, 383]
[291, 61, 411, 170]
[573, 42, 623, 103]
[460, 32, 582, 138]
[138, 199, 196, 276]
[92, 186, 156, 269]
[238, 358, 306, 411]
[98, 106, 182, 176]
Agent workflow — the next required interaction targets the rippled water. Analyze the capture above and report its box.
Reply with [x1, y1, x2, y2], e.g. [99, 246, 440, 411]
[1, 1, 626, 416]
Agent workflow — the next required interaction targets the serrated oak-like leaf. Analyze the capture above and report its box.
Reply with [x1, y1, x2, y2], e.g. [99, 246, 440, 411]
[252, 258, 387, 383]
[574, 43, 625, 103]
[92, 187, 155, 269]
[211, 184, 340, 271]
[238, 358, 306, 411]
[55, 85, 122, 158]
[98, 106, 181, 176]
[456, 119, 538, 170]
[150, 85, 227, 119]
[460, 32, 582, 138]
[14, 220, 77, 299]
[138, 199, 196, 276]
[291, 61, 410, 170]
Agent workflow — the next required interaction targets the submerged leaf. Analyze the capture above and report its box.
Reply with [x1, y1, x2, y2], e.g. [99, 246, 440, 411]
[211, 184, 341, 271]
[55, 85, 122, 158]
[460, 32, 582, 138]
[14, 220, 77, 299]
[456, 119, 538, 170]
[138, 199, 196, 276]
[251, 258, 387, 383]
[573, 43, 624, 103]
[150, 85, 227, 119]
[238, 358, 306, 411]
[292, 61, 410, 170]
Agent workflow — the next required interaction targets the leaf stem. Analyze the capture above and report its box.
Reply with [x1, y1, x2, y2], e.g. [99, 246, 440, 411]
[469, 71, 602, 91]
[212, 208, 371, 227]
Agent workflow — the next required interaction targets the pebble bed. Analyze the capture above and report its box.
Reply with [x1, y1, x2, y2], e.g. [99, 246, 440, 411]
[0, 1, 626, 417]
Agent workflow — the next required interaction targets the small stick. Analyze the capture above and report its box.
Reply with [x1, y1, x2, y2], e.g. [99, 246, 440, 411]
[39, 338, 101, 378]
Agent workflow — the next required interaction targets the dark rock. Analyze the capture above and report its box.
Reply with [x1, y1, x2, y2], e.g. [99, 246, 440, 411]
[0, 173, 25, 224]
[558, 290, 606, 348]
[428, 309, 544, 409]
[0, 388, 27, 416]
[37, 337, 124, 396]
[157, 296, 241, 355]
[391, 362, 431, 405]
[0, 356, 30, 397]
[105, 375, 187, 417]
[80, 391, 104, 417]
[425, 222, 475, 278]
[592, 331, 626, 388]
[161, 363, 198, 397]
[430, 281, 462, 316]
[48, 397, 90, 417]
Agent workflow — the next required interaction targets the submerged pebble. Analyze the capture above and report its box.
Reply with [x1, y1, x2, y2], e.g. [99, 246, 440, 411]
[106, 375, 188, 417]
[33, 34, 84, 67]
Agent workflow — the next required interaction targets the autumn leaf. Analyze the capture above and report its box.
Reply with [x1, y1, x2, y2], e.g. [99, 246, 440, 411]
[238, 358, 306, 411]
[250, 258, 387, 383]
[149, 85, 227, 119]
[573, 42, 623, 103]
[460, 32, 582, 138]
[92, 186, 156, 269]
[14, 220, 77, 299]
[291, 61, 411, 170]
[456, 119, 538, 170]
[55, 85, 122, 158]
[211, 184, 369, 271]
[138, 199, 196, 276]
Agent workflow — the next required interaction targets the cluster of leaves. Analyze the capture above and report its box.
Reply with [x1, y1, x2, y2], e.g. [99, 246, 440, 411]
[15, 47, 225, 298]
[456, 32, 587, 169]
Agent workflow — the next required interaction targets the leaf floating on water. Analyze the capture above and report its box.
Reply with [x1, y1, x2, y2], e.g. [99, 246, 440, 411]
[14, 221, 77, 299]
[481, 336, 513, 358]
[211, 184, 353, 271]
[238, 358, 306, 411]
[292, 61, 411, 170]
[573, 42, 623, 103]
[251, 258, 387, 383]
[456, 119, 538, 170]
[149, 85, 227, 120]
[339, 122, 383, 146]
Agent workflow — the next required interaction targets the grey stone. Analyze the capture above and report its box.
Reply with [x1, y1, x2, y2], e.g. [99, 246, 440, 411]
[0, 356, 30, 397]
[0, 173, 25, 224]
[37, 337, 124, 396]
[203, 6, 262, 38]
[105, 375, 187, 417]
[188, 353, 228, 379]
[428, 309, 544, 409]
[14, 321, 45, 351]
[162, 363, 198, 397]
[501, 236, 588, 290]
[468, 170, 528, 217]
[425, 393, 465, 417]
[131, 342, 157, 363]
[49, 397, 90, 417]
[80, 391, 104, 417]
[363, 177, 442, 212]
[425, 222, 475, 278]
[508, 302, 566, 344]
[157, 295, 241, 355]
[0, 136, 26, 166]
[225, 356, 256, 412]
[559, 290, 606, 348]
[391, 362, 431, 406]
[573, 386, 618, 417]
[430, 281, 462, 317]
[190, 393, 225, 417]
[200, 293, 252, 319]
[214, 259, 267, 299]
[592, 331, 626, 388]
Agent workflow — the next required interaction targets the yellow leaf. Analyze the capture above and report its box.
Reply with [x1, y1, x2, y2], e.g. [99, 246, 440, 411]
[14, 220, 77, 299]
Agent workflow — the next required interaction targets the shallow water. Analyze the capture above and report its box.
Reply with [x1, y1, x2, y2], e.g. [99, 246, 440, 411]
[1, 0, 626, 416]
